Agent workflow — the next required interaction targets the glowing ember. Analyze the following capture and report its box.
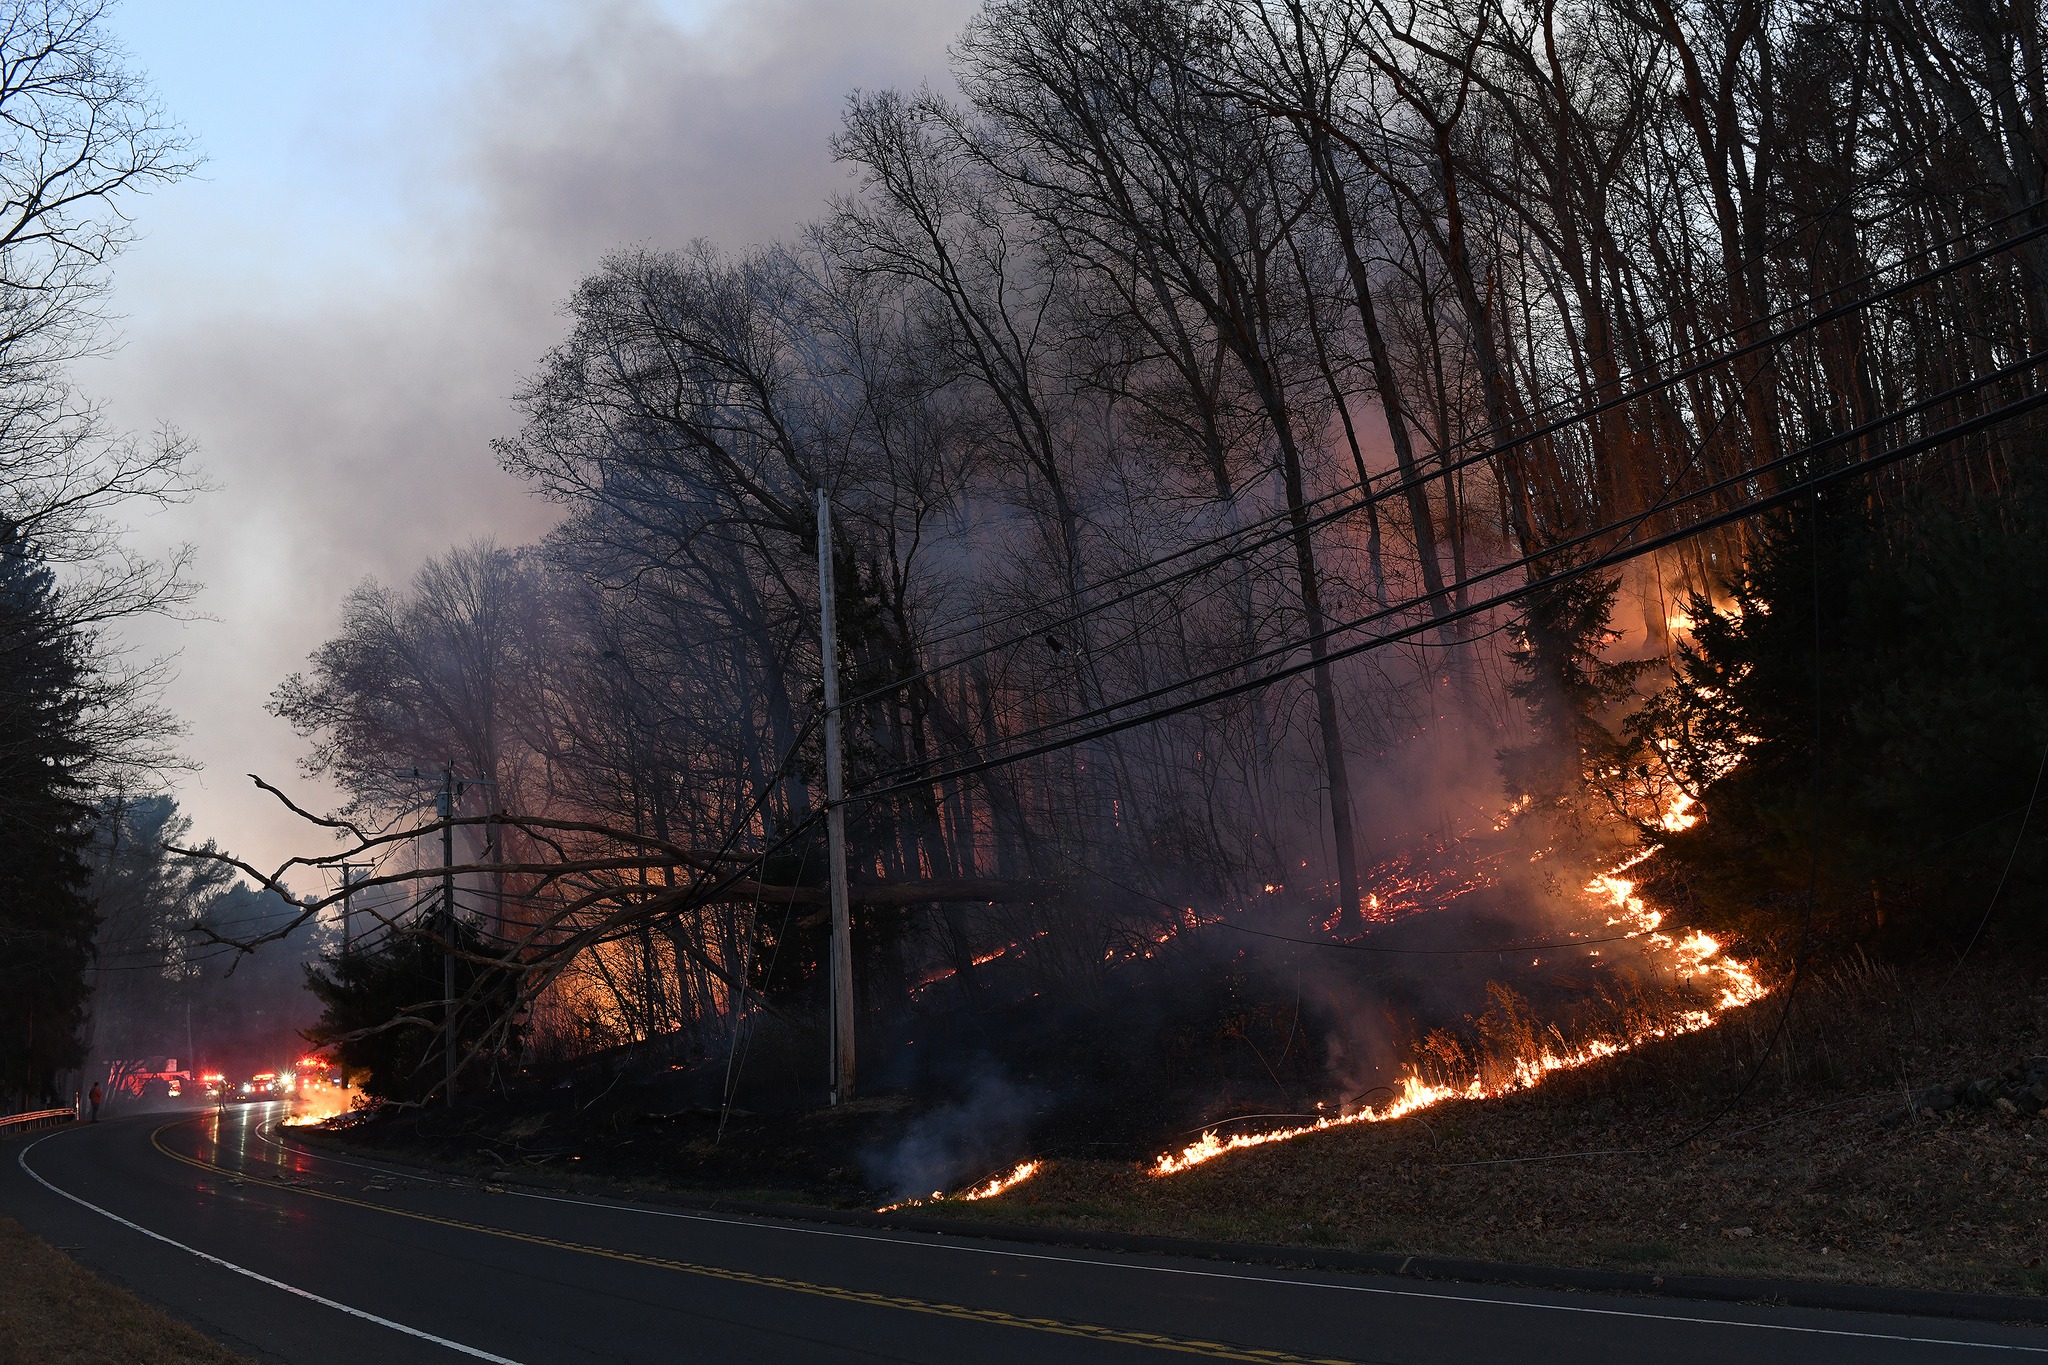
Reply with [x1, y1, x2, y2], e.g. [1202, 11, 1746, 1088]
[1317, 843, 1506, 933]
[1103, 907, 1223, 964]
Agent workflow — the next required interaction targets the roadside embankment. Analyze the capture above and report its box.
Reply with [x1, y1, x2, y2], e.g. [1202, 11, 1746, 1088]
[0, 1209, 253, 1365]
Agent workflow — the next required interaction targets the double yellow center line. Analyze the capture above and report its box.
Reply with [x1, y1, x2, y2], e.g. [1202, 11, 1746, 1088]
[151, 1121, 1359, 1364]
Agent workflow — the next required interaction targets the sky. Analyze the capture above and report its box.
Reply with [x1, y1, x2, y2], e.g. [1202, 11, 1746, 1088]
[84, 0, 974, 885]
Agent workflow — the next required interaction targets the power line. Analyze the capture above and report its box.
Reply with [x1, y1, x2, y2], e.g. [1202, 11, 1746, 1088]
[896, 197, 2047, 669]
[849, 203, 2048, 709]
[851, 356, 2048, 803]
[862, 350, 2044, 791]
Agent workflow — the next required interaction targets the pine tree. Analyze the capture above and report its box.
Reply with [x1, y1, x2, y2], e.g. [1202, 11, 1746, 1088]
[1498, 571, 1652, 856]
[1644, 482, 2048, 954]
[304, 918, 520, 1102]
[0, 520, 95, 1107]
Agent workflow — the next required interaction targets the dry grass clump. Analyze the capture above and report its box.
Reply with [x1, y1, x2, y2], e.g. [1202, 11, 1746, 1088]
[0, 1214, 252, 1365]
[966, 952, 2048, 1296]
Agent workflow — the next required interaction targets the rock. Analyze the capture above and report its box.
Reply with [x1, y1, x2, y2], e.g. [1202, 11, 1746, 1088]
[1996, 1097, 2019, 1116]
[1915, 1085, 1957, 1113]
[1966, 1078, 2000, 1106]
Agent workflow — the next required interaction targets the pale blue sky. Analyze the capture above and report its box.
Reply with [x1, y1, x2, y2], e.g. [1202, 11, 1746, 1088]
[108, 2, 485, 302]
[101, 2, 713, 309]
[83, 0, 972, 881]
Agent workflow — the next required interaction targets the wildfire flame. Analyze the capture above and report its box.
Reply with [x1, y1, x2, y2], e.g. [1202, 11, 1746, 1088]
[957, 1160, 1040, 1200]
[878, 1159, 1042, 1213]
[1588, 853, 1763, 1012]
[1151, 836, 1768, 1177]
[281, 1082, 357, 1128]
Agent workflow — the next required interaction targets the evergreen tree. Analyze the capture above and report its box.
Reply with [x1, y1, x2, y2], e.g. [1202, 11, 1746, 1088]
[304, 919, 521, 1102]
[1641, 481, 2048, 955]
[0, 520, 95, 1106]
[1498, 571, 1653, 857]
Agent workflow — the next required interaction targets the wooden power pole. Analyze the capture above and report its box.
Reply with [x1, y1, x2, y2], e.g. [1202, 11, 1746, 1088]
[394, 762, 495, 1110]
[440, 762, 457, 1110]
[336, 862, 370, 959]
[817, 489, 855, 1104]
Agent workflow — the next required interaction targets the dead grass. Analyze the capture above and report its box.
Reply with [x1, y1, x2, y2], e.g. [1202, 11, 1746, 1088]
[958, 952, 2048, 1297]
[0, 1214, 252, 1365]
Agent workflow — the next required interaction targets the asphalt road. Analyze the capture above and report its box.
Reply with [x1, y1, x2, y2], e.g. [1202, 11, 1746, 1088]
[2, 1105, 2044, 1364]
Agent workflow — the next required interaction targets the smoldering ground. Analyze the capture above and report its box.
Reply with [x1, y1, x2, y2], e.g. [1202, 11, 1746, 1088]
[836, 811, 1733, 1182]
[302, 804, 1730, 1202]
[860, 1068, 1044, 1199]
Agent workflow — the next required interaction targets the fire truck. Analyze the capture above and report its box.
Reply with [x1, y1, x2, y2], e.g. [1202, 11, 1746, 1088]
[104, 1058, 192, 1102]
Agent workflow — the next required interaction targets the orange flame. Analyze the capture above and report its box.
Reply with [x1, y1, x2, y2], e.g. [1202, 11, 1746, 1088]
[877, 1159, 1042, 1213]
[1151, 838, 1767, 1177]
[957, 1160, 1040, 1201]
[281, 1083, 358, 1128]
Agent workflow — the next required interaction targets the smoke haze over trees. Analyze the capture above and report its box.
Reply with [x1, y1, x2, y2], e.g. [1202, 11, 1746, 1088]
[256, 0, 2048, 1110]
[85, 794, 322, 1091]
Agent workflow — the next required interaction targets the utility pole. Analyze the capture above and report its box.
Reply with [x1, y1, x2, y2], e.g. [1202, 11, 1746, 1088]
[336, 862, 371, 959]
[394, 765, 495, 1110]
[817, 489, 855, 1104]
[439, 762, 458, 1110]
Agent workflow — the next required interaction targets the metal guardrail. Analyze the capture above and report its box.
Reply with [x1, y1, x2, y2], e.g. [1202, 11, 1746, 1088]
[0, 1106, 77, 1135]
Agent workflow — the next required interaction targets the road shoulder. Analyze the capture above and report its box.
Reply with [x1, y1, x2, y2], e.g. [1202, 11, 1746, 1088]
[294, 1125, 2048, 1328]
[0, 1206, 256, 1365]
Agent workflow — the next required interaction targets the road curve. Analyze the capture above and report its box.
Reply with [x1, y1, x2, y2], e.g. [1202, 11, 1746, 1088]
[1, 1104, 2043, 1364]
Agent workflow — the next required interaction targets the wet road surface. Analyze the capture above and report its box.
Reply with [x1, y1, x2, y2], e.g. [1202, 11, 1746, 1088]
[2, 1105, 2044, 1364]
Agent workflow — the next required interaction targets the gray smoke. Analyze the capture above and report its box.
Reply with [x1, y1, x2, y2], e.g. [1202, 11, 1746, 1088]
[864, 1072, 1041, 1200]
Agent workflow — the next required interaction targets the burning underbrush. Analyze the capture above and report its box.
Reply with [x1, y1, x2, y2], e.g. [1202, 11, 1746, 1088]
[281, 1083, 363, 1128]
[293, 911, 2048, 1295]
[952, 950, 2048, 1297]
[1145, 845, 1767, 1176]
[305, 819, 1778, 1211]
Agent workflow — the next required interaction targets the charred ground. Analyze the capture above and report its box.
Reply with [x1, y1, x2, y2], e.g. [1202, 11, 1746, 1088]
[314, 838, 1763, 1206]
[313, 946, 2048, 1298]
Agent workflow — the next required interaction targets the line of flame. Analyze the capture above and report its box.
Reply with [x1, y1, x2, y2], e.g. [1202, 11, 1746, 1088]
[1150, 848, 1767, 1177]
[958, 1159, 1040, 1200]
[877, 1159, 1042, 1213]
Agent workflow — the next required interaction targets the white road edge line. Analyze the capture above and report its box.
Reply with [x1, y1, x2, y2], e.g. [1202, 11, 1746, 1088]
[261, 1123, 2048, 1354]
[17, 1132, 528, 1365]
